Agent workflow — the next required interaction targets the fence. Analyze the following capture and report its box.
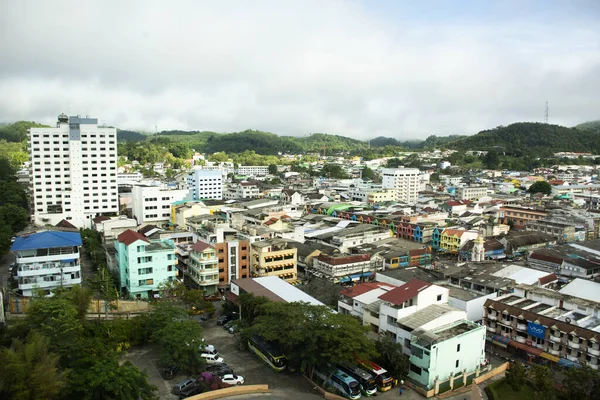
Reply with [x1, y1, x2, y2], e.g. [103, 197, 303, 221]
[8, 296, 150, 315]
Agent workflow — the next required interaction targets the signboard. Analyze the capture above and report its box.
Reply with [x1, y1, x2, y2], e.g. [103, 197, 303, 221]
[527, 322, 546, 339]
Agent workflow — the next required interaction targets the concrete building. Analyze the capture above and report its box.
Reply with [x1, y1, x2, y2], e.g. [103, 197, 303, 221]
[11, 231, 83, 296]
[94, 216, 138, 242]
[224, 182, 261, 199]
[455, 186, 487, 201]
[186, 241, 219, 294]
[186, 168, 223, 200]
[131, 185, 189, 225]
[484, 286, 600, 370]
[311, 253, 379, 283]
[525, 220, 580, 243]
[114, 229, 178, 298]
[408, 320, 486, 390]
[381, 168, 420, 204]
[227, 275, 323, 305]
[29, 114, 118, 228]
[236, 165, 269, 176]
[250, 239, 298, 282]
[499, 206, 547, 228]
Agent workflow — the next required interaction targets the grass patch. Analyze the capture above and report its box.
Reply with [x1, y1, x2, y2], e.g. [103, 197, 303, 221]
[486, 378, 536, 400]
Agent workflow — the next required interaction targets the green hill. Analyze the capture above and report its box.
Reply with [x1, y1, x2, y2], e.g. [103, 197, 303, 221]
[448, 122, 600, 156]
[575, 120, 600, 133]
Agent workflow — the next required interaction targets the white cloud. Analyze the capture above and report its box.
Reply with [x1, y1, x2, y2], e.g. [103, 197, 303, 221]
[1, 0, 599, 139]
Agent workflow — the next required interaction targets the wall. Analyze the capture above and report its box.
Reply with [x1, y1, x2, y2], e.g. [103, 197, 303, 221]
[448, 292, 498, 322]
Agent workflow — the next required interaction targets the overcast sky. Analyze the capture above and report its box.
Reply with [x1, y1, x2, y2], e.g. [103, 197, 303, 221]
[1, 0, 599, 139]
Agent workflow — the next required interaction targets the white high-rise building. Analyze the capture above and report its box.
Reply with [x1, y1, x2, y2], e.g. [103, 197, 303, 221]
[186, 168, 223, 200]
[131, 185, 189, 225]
[29, 114, 118, 228]
[381, 168, 420, 204]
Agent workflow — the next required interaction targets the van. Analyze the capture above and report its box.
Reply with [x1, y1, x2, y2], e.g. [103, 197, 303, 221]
[201, 353, 224, 364]
[172, 377, 197, 395]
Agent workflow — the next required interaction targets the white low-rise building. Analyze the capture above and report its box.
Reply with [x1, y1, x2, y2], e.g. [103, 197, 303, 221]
[11, 231, 83, 296]
[131, 185, 189, 225]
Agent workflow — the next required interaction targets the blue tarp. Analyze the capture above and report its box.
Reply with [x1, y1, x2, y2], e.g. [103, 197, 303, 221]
[11, 231, 82, 251]
[558, 358, 581, 369]
[492, 335, 511, 345]
[61, 258, 75, 263]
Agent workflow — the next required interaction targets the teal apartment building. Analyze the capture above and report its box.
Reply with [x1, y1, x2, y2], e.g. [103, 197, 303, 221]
[115, 229, 178, 298]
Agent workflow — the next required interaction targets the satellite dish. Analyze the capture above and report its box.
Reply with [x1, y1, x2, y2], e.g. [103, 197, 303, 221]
[565, 317, 572, 324]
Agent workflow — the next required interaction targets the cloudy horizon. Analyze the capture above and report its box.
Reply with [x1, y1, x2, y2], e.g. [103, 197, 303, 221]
[1, 0, 599, 140]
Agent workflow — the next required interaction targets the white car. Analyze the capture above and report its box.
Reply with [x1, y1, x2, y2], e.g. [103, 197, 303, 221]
[201, 353, 224, 364]
[221, 374, 244, 385]
[199, 344, 219, 356]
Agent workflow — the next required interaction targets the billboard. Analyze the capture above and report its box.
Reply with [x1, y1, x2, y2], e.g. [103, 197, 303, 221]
[527, 321, 546, 339]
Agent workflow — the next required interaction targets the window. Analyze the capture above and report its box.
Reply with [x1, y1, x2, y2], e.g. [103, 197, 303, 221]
[437, 294, 442, 301]
[455, 360, 459, 368]
[457, 344, 461, 352]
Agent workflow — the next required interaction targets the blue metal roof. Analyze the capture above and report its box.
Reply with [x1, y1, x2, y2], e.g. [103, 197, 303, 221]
[11, 231, 82, 251]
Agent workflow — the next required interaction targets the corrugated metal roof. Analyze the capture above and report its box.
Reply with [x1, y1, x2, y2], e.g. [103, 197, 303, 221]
[254, 276, 324, 306]
[11, 231, 82, 251]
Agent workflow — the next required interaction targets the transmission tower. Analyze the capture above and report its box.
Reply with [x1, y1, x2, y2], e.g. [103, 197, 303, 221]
[544, 101, 548, 124]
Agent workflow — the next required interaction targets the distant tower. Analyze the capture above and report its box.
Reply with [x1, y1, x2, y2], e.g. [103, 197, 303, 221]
[544, 101, 548, 124]
[472, 231, 485, 262]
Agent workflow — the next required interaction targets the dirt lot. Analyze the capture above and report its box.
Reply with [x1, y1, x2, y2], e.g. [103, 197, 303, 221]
[123, 317, 322, 399]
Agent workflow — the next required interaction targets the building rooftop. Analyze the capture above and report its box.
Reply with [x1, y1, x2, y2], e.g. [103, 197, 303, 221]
[378, 279, 432, 306]
[11, 231, 83, 251]
[117, 229, 150, 246]
[376, 266, 445, 285]
[559, 278, 600, 304]
[397, 304, 464, 330]
[232, 276, 324, 306]
[412, 320, 481, 348]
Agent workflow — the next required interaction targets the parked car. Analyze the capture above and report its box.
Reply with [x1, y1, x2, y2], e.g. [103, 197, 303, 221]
[221, 374, 244, 385]
[216, 312, 238, 325]
[228, 321, 240, 334]
[172, 377, 197, 395]
[205, 362, 229, 371]
[161, 364, 179, 380]
[204, 294, 222, 302]
[212, 367, 235, 377]
[201, 353, 224, 364]
[199, 344, 219, 356]
[178, 383, 203, 399]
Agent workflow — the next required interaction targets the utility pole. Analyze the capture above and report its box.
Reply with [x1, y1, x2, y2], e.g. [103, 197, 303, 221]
[544, 101, 548, 124]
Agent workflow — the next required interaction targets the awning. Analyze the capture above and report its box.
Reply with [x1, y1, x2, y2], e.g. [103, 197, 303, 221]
[540, 352, 560, 362]
[491, 335, 511, 348]
[509, 340, 543, 356]
[558, 358, 581, 369]
[61, 259, 75, 263]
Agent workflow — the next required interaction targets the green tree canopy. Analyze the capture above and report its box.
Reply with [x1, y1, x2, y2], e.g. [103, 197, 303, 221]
[505, 361, 526, 391]
[528, 180, 552, 195]
[151, 320, 205, 374]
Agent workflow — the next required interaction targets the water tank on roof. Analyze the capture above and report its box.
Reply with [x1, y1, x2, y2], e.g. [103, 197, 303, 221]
[58, 113, 68, 123]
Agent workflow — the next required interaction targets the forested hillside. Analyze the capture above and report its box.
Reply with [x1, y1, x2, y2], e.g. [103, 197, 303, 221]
[448, 122, 600, 156]
[575, 120, 600, 133]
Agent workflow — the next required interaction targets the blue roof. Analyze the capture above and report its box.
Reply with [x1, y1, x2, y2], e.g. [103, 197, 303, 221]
[11, 231, 82, 251]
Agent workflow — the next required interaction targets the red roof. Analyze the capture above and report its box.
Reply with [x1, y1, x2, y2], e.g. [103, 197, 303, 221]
[117, 229, 150, 246]
[55, 219, 77, 229]
[339, 282, 394, 298]
[378, 279, 432, 306]
[264, 218, 278, 226]
[538, 273, 558, 286]
[529, 252, 563, 264]
[192, 241, 213, 253]
[92, 216, 111, 224]
[317, 253, 370, 265]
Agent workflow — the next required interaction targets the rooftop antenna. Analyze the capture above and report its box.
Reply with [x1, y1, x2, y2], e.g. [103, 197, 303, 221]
[544, 101, 548, 124]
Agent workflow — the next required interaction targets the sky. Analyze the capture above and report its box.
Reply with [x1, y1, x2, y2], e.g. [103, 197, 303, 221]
[1, 0, 599, 140]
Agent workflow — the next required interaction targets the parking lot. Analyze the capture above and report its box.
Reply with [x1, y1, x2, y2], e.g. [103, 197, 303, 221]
[124, 315, 322, 399]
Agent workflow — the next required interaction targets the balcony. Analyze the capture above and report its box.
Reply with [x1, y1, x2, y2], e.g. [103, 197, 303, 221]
[487, 313, 497, 321]
[548, 348, 561, 356]
[487, 326, 497, 333]
[197, 278, 219, 286]
[516, 323, 527, 331]
[569, 341, 581, 349]
[515, 336, 526, 344]
[590, 364, 599, 371]
[566, 354, 579, 362]
[589, 347, 600, 357]
[549, 335, 563, 343]
[18, 276, 81, 290]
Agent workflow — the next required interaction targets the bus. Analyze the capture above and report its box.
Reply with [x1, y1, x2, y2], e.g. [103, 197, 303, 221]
[338, 364, 377, 396]
[314, 368, 362, 399]
[355, 359, 393, 392]
[247, 335, 287, 372]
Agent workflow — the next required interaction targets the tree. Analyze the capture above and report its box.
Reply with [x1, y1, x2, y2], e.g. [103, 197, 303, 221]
[151, 320, 205, 374]
[482, 150, 500, 169]
[386, 158, 403, 168]
[563, 365, 597, 399]
[249, 302, 377, 378]
[374, 336, 409, 379]
[183, 289, 216, 316]
[528, 180, 552, 196]
[505, 361, 526, 391]
[268, 164, 278, 175]
[238, 293, 270, 327]
[64, 357, 157, 400]
[321, 164, 349, 179]
[361, 167, 379, 182]
[208, 152, 229, 163]
[529, 365, 555, 400]
[0, 331, 63, 400]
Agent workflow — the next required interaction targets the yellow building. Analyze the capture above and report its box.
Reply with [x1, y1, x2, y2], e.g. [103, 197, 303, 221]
[439, 229, 479, 254]
[367, 188, 396, 204]
[250, 239, 297, 282]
